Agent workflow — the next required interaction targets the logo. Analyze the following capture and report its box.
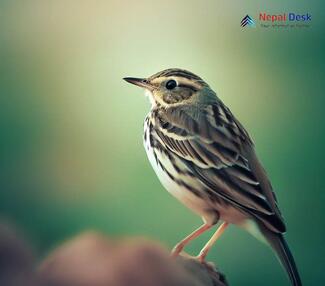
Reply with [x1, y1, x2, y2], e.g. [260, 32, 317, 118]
[241, 13, 311, 29]
[241, 15, 256, 27]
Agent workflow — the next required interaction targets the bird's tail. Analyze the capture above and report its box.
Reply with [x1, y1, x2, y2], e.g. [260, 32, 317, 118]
[260, 225, 302, 286]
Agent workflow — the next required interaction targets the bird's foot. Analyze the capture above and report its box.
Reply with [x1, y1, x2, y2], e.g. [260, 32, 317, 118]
[195, 248, 209, 263]
[195, 254, 206, 263]
[170, 248, 181, 258]
[171, 242, 186, 258]
[170, 245, 197, 260]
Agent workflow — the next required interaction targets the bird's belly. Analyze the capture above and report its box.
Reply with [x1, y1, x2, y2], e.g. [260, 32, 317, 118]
[217, 203, 249, 225]
[144, 141, 215, 222]
[142, 120, 248, 226]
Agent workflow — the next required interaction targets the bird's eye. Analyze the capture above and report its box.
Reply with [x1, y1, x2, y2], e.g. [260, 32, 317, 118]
[165, 80, 177, 90]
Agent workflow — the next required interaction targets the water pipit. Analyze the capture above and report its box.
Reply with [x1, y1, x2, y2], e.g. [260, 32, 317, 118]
[124, 69, 301, 286]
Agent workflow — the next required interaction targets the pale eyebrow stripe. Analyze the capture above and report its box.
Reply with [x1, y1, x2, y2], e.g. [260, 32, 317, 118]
[176, 77, 202, 90]
[177, 83, 198, 92]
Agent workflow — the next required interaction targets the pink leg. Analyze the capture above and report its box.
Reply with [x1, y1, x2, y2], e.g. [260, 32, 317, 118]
[171, 223, 212, 257]
[197, 222, 229, 262]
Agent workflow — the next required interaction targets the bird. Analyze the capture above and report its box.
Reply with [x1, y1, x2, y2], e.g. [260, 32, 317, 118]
[124, 68, 302, 286]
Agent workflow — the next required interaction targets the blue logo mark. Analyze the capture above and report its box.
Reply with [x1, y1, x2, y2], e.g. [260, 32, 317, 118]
[241, 15, 256, 27]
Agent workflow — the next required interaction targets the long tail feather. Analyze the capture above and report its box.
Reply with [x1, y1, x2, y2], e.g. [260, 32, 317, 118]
[261, 226, 302, 286]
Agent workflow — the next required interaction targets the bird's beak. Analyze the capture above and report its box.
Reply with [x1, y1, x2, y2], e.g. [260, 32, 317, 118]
[123, 77, 154, 90]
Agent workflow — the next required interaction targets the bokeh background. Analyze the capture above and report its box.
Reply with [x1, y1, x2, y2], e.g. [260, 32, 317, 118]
[0, 1, 324, 285]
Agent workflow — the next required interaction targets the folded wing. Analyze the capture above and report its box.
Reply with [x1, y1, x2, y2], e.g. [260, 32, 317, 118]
[152, 102, 285, 233]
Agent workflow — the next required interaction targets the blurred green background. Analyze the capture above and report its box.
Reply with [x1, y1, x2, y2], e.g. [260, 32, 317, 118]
[0, 1, 324, 285]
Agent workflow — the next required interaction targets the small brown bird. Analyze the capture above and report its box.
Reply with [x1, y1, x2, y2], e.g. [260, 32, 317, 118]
[124, 69, 301, 286]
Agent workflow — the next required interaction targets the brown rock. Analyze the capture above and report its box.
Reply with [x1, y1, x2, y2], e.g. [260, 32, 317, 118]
[39, 231, 228, 286]
[0, 222, 40, 286]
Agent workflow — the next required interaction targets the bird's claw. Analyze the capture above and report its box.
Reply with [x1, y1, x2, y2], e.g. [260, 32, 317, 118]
[171, 243, 184, 258]
[195, 254, 206, 263]
[195, 249, 209, 263]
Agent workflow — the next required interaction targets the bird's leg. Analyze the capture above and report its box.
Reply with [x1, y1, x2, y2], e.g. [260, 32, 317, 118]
[171, 223, 212, 257]
[197, 222, 229, 263]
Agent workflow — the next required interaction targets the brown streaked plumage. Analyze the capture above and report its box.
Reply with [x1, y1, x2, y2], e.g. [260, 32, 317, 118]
[124, 68, 302, 286]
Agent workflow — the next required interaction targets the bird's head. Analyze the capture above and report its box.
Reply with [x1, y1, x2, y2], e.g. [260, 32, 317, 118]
[124, 68, 216, 107]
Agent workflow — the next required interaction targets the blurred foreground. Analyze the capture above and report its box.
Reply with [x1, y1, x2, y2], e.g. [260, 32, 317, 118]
[0, 222, 227, 286]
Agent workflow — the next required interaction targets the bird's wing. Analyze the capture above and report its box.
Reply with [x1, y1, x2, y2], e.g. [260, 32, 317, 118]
[152, 103, 285, 233]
